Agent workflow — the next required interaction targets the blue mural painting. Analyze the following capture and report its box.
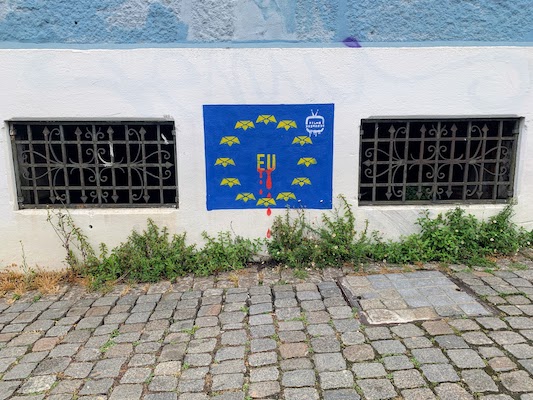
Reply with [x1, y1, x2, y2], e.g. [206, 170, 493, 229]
[204, 104, 334, 211]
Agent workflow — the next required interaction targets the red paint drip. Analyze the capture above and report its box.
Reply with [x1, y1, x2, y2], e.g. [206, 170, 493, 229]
[259, 180, 263, 185]
[266, 193, 272, 198]
[267, 207, 272, 216]
[265, 169, 273, 190]
[266, 228, 271, 238]
[259, 189, 263, 195]
[257, 169, 264, 179]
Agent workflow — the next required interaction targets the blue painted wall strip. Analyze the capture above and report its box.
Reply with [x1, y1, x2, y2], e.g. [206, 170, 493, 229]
[0, 0, 531, 46]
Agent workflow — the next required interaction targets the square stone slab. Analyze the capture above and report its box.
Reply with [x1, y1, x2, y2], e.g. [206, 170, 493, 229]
[340, 271, 491, 324]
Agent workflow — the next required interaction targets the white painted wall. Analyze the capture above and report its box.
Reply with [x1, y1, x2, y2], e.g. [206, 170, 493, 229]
[0, 47, 532, 269]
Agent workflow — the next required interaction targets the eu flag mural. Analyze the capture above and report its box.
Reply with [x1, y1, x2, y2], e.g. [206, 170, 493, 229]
[204, 104, 334, 211]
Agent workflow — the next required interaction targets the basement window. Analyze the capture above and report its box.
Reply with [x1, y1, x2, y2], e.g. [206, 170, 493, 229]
[10, 121, 178, 208]
[359, 118, 519, 204]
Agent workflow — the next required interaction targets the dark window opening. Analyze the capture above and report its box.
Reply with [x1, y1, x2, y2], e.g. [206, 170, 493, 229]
[10, 121, 178, 208]
[359, 118, 519, 204]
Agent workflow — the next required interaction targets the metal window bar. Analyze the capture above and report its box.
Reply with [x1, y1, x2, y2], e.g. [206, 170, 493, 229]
[10, 121, 178, 208]
[359, 118, 519, 205]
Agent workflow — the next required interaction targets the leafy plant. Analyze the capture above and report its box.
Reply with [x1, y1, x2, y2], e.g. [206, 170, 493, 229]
[46, 208, 96, 273]
[87, 219, 197, 287]
[267, 195, 372, 269]
[196, 232, 262, 276]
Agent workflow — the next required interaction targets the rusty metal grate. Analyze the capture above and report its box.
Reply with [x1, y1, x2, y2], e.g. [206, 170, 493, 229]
[359, 118, 519, 204]
[10, 121, 178, 208]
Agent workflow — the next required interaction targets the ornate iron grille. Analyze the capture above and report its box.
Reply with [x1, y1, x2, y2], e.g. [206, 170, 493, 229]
[359, 118, 519, 204]
[11, 121, 178, 208]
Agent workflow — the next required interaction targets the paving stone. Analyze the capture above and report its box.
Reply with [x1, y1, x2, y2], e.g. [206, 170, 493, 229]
[477, 317, 508, 330]
[279, 320, 305, 331]
[279, 342, 308, 359]
[306, 323, 334, 336]
[500, 370, 533, 392]
[64, 362, 94, 378]
[392, 369, 426, 389]
[275, 298, 297, 308]
[488, 330, 526, 345]
[249, 324, 275, 338]
[356, 378, 397, 399]
[184, 353, 211, 367]
[449, 319, 481, 331]
[323, 389, 360, 400]
[248, 381, 281, 398]
[79, 378, 114, 395]
[250, 338, 276, 353]
[391, 323, 424, 338]
[504, 343, 533, 358]
[341, 331, 365, 345]
[151, 361, 179, 376]
[421, 364, 460, 383]
[343, 344, 375, 362]
[249, 303, 272, 315]
[434, 383, 474, 400]
[90, 358, 126, 378]
[19, 374, 56, 394]
[120, 367, 152, 383]
[211, 373, 244, 391]
[187, 338, 216, 354]
[215, 346, 245, 361]
[461, 369, 498, 393]
[411, 348, 448, 364]
[447, 349, 485, 368]
[109, 384, 143, 400]
[320, 370, 354, 389]
[3, 362, 37, 380]
[311, 336, 340, 353]
[435, 335, 469, 349]
[383, 355, 413, 370]
[33, 357, 71, 375]
[352, 362, 386, 378]
[220, 330, 247, 346]
[250, 366, 279, 382]
[282, 369, 316, 387]
[210, 359, 246, 375]
[249, 314, 273, 326]
[279, 330, 306, 343]
[506, 317, 533, 330]
[401, 388, 436, 400]
[211, 393, 244, 400]
[314, 352, 346, 372]
[332, 318, 360, 332]
[371, 339, 406, 355]
[280, 357, 313, 371]
[422, 320, 454, 335]
[248, 351, 277, 367]
[488, 356, 516, 371]
[152, 376, 179, 391]
[276, 307, 301, 321]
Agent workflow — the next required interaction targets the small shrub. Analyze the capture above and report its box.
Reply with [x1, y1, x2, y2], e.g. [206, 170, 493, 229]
[267, 210, 315, 269]
[87, 219, 197, 287]
[268, 196, 371, 268]
[196, 232, 263, 276]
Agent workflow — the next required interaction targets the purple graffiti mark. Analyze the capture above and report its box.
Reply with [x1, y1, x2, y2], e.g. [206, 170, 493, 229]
[342, 37, 361, 48]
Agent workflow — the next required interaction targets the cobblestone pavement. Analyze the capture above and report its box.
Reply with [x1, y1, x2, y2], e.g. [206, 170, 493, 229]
[1, 259, 533, 399]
